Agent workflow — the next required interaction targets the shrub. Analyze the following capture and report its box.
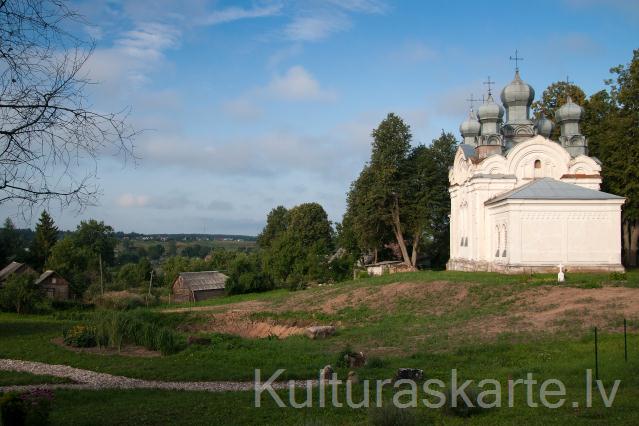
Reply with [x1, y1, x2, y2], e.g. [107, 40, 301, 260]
[0, 389, 54, 426]
[63, 325, 97, 348]
[87, 310, 185, 355]
[367, 357, 388, 369]
[355, 270, 369, 280]
[225, 254, 274, 295]
[93, 291, 145, 310]
[0, 272, 42, 314]
[444, 385, 490, 417]
[609, 271, 627, 281]
[368, 404, 418, 426]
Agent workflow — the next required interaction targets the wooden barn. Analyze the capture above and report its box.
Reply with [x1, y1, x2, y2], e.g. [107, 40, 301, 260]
[171, 271, 228, 303]
[36, 270, 70, 300]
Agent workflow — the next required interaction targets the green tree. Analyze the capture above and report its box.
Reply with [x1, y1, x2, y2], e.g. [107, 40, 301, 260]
[406, 131, 458, 267]
[46, 219, 117, 297]
[147, 244, 165, 260]
[30, 211, 59, 270]
[0, 272, 41, 314]
[256, 206, 289, 248]
[225, 253, 273, 295]
[262, 202, 334, 287]
[368, 113, 414, 266]
[531, 81, 587, 140]
[0, 218, 23, 265]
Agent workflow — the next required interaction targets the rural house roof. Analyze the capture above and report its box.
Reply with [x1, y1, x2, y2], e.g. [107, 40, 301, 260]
[485, 178, 624, 205]
[177, 271, 228, 291]
[0, 262, 35, 282]
[35, 270, 65, 285]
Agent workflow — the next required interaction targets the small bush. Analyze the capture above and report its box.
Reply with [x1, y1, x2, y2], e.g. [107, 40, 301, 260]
[93, 291, 145, 310]
[609, 271, 627, 281]
[336, 345, 357, 368]
[63, 325, 97, 348]
[368, 404, 418, 426]
[444, 385, 490, 418]
[79, 310, 185, 355]
[0, 389, 54, 426]
[355, 270, 369, 280]
[367, 357, 388, 369]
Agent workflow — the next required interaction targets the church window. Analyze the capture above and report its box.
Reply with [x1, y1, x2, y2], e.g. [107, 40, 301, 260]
[502, 224, 508, 257]
[534, 159, 541, 169]
[495, 226, 501, 257]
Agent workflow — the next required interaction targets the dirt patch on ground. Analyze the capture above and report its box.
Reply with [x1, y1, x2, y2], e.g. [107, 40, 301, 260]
[309, 280, 469, 315]
[162, 300, 270, 314]
[461, 285, 639, 340]
[515, 286, 639, 330]
[181, 311, 309, 339]
[51, 338, 161, 358]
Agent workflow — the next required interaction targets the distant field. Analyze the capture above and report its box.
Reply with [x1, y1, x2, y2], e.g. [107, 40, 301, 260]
[1, 270, 639, 424]
[123, 238, 257, 251]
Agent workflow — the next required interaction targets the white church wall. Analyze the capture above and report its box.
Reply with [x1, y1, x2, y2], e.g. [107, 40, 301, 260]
[486, 200, 623, 272]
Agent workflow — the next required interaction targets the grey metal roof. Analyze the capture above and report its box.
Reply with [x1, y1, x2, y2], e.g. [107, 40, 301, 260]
[485, 178, 624, 205]
[459, 144, 476, 158]
[179, 271, 228, 291]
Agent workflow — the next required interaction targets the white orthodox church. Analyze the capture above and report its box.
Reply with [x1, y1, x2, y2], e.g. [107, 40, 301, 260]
[447, 68, 625, 273]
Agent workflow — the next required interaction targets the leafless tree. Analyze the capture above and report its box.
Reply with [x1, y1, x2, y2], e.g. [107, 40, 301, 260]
[0, 0, 135, 211]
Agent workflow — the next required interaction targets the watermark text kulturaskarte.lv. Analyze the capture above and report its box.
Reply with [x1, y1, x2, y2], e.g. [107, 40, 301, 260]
[254, 369, 621, 409]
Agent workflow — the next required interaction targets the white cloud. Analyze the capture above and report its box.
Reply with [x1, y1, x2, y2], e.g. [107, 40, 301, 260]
[200, 3, 283, 25]
[392, 41, 439, 63]
[284, 15, 349, 41]
[326, 0, 387, 14]
[264, 66, 336, 101]
[116, 193, 150, 208]
[221, 97, 263, 121]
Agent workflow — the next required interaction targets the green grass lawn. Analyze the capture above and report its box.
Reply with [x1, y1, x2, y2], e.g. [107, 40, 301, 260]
[1, 270, 639, 424]
[0, 371, 72, 386]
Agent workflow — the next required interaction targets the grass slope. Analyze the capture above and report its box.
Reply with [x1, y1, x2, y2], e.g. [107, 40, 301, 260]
[1, 270, 638, 424]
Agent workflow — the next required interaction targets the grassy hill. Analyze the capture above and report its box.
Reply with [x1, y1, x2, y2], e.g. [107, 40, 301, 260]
[1, 270, 638, 424]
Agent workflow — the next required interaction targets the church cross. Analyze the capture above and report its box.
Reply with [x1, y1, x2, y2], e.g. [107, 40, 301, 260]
[483, 76, 495, 96]
[465, 93, 479, 110]
[509, 49, 524, 71]
[565, 75, 573, 85]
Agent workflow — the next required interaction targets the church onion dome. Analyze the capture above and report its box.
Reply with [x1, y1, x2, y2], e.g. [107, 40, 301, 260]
[460, 109, 481, 136]
[535, 116, 554, 138]
[500, 70, 535, 107]
[555, 96, 584, 123]
[477, 94, 504, 121]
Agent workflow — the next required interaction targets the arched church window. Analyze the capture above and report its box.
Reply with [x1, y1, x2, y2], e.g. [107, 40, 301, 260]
[495, 226, 501, 257]
[534, 160, 542, 178]
[502, 224, 508, 257]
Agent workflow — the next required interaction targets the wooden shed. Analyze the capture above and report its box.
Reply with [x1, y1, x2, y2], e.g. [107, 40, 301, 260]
[171, 271, 228, 303]
[0, 261, 36, 284]
[36, 270, 70, 300]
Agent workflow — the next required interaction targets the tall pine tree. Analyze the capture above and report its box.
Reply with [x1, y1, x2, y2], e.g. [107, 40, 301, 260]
[30, 211, 59, 270]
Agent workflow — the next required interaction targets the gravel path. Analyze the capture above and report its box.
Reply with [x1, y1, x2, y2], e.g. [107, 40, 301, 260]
[0, 359, 317, 393]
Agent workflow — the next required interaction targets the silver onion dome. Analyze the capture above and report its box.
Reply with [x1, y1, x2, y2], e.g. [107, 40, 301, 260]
[477, 94, 504, 122]
[555, 96, 584, 123]
[460, 109, 481, 136]
[500, 70, 535, 107]
[535, 116, 555, 138]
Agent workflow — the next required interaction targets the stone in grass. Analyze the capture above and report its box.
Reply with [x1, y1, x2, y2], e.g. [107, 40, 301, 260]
[305, 325, 336, 340]
[320, 365, 334, 382]
[344, 351, 367, 368]
[395, 368, 424, 382]
[347, 371, 359, 384]
[187, 336, 212, 346]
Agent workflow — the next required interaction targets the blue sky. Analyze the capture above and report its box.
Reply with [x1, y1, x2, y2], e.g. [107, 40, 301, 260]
[2, 0, 638, 234]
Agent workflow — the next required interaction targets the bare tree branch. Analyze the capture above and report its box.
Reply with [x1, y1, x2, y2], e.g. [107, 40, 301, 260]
[0, 0, 136, 212]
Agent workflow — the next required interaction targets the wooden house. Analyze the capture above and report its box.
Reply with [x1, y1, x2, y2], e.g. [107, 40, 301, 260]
[36, 270, 70, 300]
[171, 271, 228, 303]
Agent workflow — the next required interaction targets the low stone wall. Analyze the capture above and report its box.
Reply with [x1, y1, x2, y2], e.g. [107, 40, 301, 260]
[446, 258, 625, 274]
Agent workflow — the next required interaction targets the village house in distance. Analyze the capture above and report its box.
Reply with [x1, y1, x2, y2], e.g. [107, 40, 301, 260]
[447, 60, 625, 274]
[171, 271, 228, 302]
